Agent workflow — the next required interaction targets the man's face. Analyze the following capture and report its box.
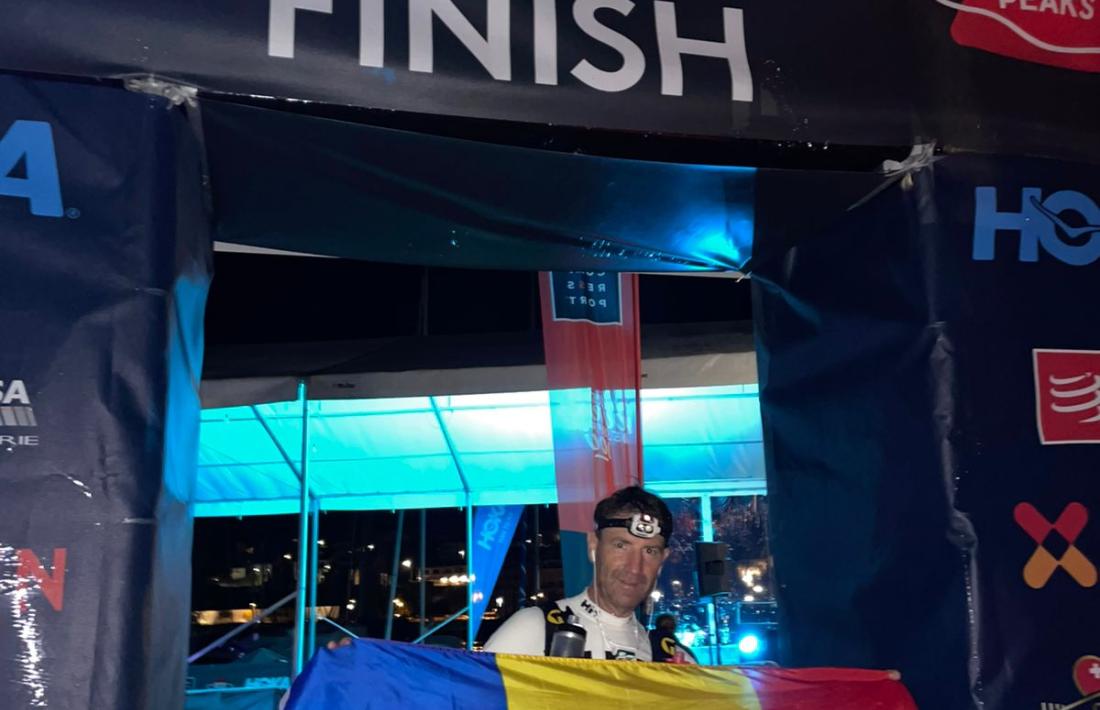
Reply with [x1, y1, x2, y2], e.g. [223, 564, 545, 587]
[587, 525, 670, 617]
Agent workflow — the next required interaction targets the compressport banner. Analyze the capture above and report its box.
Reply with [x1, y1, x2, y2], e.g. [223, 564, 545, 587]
[0, 2, 1097, 161]
[0, 76, 210, 709]
[752, 156, 1100, 709]
[539, 272, 642, 596]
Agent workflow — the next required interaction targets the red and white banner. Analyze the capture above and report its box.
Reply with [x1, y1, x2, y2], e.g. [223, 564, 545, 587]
[947, 0, 1100, 73]
[539, 272, 643, 593]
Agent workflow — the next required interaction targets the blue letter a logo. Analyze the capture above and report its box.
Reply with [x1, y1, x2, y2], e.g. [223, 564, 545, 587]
[0, 120, 62, 217]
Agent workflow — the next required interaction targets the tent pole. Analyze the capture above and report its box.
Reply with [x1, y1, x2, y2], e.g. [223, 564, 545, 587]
[385, 510, 405, 640]
[292, 380, 310, 679]
[419, 509, 426, 638]
[308, 499, 320, 659]
[466, 498, 474, 651]
[700, 494, 720, 665]
[427, 396, 475, 650]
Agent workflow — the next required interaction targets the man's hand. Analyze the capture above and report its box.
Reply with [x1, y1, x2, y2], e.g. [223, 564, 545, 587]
[325, 637, 355, 651]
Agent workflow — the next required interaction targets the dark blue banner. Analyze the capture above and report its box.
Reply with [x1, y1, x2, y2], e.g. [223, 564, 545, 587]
[753, 155, 1100, 709]
[0, 75, 210, 709]
[0, 2, 1098, 162]
[469, 505, 523, 640]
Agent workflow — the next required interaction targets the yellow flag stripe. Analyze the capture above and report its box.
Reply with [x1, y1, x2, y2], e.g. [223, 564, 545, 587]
[496, 654, 762, 710]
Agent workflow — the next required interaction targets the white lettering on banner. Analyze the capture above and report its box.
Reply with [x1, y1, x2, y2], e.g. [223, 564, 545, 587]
[0, 435, 38, 448]
[267, 0, 754, 102]
[533, 0, 559, 84]
[268, 0, 333, 59]
[0, 380, 29, 405]
[654, 1, 753, 101]
[477, 506, 505, 551]
[571, 0, 646, 93]
[998, 0, 1096, 18]
[360, 0, 385, 67]
[409, 0, 512, 81]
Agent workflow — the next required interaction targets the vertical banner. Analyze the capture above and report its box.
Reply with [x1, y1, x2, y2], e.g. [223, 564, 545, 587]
[468, 505, 523, 641]
[752, 157, 1100, 709]
[0, 76, 210, 709]
[539, 272, 643, 596]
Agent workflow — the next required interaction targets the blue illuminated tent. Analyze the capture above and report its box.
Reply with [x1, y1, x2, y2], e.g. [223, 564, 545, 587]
[195, 327, 764, 517]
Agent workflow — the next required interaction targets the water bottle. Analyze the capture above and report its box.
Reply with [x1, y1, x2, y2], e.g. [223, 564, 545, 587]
[549, 614, 587, 658]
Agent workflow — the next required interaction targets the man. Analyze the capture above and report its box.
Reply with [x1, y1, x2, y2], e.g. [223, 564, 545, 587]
[483, 486, 672, 661]
[649, 613, 699, 664]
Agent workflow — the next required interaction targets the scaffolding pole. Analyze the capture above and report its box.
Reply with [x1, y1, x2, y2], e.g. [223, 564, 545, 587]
[419, 509, 426, 638]
[308, 499, 320, 660]
[385, 510, 405, 640]
[291, 380, 311, 679]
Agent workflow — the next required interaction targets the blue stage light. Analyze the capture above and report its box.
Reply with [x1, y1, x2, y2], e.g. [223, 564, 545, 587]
[737, 632, 761, 656]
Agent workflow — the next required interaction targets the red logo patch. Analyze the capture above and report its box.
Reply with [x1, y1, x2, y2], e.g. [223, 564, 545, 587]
[947, 0, 1100, 73]
[1033, 349, 1100, 444]
[1073, 655, 1100, 696]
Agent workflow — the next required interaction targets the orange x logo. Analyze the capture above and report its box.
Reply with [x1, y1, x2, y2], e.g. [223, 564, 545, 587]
[1015, 502, 1098, 589]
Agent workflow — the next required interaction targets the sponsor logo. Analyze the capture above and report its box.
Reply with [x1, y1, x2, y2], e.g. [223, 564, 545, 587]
[943, 0, 1100, 73]
[476, 506, 507, 552]
[973, 188, 1100, 265]
[1, 547, 67, 612]
[550, 272, 623, 325]
[584, 390, 633, 463]
[1034, 350, 1100, 444]
[268, 0, 753, 102]
[1040, 655, 1100, 709]
[0, 379, 39, 450]
[1015, 502, 1097, 588]
[1074, 655, 1100, 697]
[0, 120, 63, 217]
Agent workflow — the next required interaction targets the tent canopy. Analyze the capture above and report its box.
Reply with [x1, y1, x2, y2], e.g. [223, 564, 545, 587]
[195, 384, 764, 517]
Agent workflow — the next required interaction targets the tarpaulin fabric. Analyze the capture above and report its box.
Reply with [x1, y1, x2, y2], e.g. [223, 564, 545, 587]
[284, 637, 916, 709]
[539, 273, 643, 595]
[752, 154, 1100, 709]
[0, 75, 210, 709]
[0, 2, 1097, 163]
[201, 100, 755, 271]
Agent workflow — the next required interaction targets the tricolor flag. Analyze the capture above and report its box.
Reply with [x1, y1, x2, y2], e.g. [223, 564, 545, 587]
[286, 638, 918, 709]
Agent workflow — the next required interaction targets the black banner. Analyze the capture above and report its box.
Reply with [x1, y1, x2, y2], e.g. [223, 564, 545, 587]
[753, 155, 1100, 709]
[0, 1, 1097, 161]
[202, 99, 756, 270]
[0, 76, 210, 708]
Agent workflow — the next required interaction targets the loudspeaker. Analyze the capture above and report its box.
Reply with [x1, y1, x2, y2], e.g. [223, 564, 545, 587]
[695, 542, 731, 598]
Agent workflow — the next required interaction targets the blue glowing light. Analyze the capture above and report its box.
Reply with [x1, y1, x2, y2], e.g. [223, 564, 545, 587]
[194, 385, 766, 517]
[737, 633, 761, 656]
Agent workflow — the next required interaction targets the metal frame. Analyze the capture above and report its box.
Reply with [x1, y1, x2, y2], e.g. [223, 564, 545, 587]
[187, 591, 297, 664]
[698, 493, 722, 666]
[429, 396, 475, 651]
[292, 380, 311, 679]
[210, 388, 767, 684]
[384, 509, 405, 640]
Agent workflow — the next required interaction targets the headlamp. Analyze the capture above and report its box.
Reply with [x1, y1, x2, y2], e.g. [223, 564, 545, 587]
[596, 512, 662, 540]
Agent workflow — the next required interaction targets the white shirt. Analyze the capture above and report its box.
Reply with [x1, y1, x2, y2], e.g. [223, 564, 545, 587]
[483, 590, 651, 661]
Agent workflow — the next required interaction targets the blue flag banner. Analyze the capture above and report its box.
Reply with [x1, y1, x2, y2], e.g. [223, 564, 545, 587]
[469, 505, 523, 640]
